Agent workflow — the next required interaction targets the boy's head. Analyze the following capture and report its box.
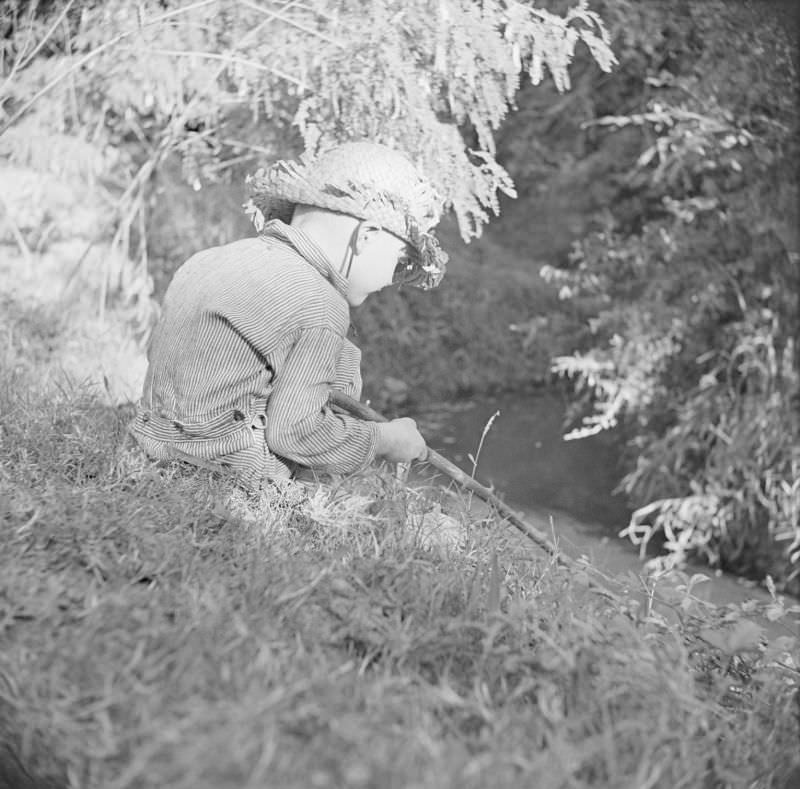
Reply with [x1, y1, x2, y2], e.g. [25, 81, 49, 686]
[289, 206, 407, 306]
[245, 142, 448, 303]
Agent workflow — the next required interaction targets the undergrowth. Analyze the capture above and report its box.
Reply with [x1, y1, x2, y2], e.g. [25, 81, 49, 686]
[1, 307, 799, 789]
[353, 233, 560, 408]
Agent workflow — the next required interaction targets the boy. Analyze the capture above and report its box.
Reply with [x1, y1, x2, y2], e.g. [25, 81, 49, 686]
[129, 141, 449, 492]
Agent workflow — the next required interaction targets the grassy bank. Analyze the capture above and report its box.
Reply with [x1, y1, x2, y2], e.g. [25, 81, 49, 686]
[2, 302, 799, 789]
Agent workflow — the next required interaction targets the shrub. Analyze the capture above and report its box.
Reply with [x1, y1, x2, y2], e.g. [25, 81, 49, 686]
[1, 0, 616, 295]
[542, 0, 800, 589]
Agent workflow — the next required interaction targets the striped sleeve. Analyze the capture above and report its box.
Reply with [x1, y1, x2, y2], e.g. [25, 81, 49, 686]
[266, 326, 378, 472]
[332, 337, 363, 399]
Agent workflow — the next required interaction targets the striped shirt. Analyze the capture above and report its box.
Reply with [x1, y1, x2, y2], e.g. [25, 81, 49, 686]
[129, 220, 379, 487]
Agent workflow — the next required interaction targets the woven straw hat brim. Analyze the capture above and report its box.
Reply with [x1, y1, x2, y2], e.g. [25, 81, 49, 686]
[246, 146, 448, 289]
[253, 166, 412, 243]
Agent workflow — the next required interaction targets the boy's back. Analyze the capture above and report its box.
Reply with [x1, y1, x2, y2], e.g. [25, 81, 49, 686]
[130, 141, 445, 492]
[131, 225, 375, 486]
[144, 234, 349, 419]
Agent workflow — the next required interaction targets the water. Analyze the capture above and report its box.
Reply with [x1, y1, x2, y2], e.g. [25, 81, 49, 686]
[418, 390, 798, 623]
[423, 389, 631, 532]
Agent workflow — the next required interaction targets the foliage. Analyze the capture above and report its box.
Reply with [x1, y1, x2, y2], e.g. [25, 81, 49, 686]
[0, 0, 616, 272]
[0, 0, 619, 419]
[542, 1, 800, 588]
[354, 226, 560, 408]
[1, 313, 799, 789]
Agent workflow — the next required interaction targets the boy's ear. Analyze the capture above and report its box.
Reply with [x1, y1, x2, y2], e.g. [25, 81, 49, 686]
[354, 222, 380, 252]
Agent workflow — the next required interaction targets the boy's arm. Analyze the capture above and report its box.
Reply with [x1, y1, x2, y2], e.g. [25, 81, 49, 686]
[266, 327, 378, 472]
[332, 337, 363, 399]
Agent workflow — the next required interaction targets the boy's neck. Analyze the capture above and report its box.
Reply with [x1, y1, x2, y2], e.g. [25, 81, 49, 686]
[290, 206, 360, 276]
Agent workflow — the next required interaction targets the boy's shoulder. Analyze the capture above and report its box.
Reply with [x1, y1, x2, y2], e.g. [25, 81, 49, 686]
[184, 236, 271, 266]
[183, 236, 323, 287]
[177, 235, 349, 329]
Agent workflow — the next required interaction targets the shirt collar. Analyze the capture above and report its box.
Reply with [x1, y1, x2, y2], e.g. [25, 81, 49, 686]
[260, 219, 349, 299]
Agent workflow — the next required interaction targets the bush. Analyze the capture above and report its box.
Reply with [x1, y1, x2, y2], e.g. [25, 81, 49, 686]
[0, 0, 616, 271]
[540, 0, 800, 589]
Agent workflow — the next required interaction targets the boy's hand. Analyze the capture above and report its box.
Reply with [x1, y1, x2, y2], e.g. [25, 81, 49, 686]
[375, 418, 427, 463]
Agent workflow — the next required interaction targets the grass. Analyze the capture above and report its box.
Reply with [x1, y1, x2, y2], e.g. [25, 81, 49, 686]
[2, 304, 800, 789]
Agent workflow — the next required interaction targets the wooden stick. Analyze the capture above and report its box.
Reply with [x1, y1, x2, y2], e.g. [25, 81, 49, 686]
[329, 391, 569, 562]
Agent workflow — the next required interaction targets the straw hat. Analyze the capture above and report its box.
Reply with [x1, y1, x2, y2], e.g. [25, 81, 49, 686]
[244, 142, 448, 289]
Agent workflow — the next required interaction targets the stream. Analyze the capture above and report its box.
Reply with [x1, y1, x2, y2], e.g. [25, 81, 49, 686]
[417, 389, 798, 625]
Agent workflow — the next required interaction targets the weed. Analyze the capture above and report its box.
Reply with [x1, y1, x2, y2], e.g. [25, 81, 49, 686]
[1, 308, 799, 789]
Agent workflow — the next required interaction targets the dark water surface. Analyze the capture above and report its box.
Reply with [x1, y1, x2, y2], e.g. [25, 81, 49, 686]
[424, 389, 631, 533]
[417, 390, 798, 624]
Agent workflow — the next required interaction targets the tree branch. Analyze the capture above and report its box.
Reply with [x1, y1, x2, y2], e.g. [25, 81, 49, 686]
[0, 0, 220, 136]
[239, 0, 343, 48]
[142, 47, 303, 88]
[19, 0, 75, 71]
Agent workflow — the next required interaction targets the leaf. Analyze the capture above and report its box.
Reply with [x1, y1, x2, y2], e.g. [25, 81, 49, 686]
[763, 636, 797, 663]
[700, 619, 763, 654]
[726, 619, 763, 653]
[699, 627, 729, 652]
[765, 604, 785, 622]
[487, 550, 501, 614]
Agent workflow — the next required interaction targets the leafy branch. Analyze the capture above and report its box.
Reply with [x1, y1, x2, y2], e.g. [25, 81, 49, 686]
[1, 0, 618, 242]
